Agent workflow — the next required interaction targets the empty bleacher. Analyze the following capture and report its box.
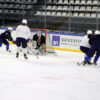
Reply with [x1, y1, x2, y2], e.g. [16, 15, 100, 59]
[0, 0, 100, 34]
[32, 0, 100, 34]
[0, 0, 37, 26]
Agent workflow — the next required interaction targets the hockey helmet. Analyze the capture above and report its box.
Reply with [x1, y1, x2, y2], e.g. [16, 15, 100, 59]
[8, 27, 13, 31]
[37, 31, 42, 37]
[22, 19, 27, 24]
[87, 30, 92, 35]
[94, 30, 100, 35]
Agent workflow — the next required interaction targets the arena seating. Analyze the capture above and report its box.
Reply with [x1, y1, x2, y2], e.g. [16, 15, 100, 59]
[0, 0, 37, 26]
[0, 0, 100, 34]
[32, 0, 100, 34]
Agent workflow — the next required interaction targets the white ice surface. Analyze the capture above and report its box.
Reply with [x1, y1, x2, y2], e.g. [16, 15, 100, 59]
[0, 45, 100, 100]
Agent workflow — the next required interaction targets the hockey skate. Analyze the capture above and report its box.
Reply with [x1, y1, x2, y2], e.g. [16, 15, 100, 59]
[16, 52, 19, 58]
[6, 50, 11, 53]
[24, 54, 28, 59]
[93, 61, 97, 65]
[83, 61, 92, 65]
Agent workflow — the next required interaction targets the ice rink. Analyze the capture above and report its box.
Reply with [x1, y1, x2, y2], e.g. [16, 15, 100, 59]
[0, 45, 100, 100]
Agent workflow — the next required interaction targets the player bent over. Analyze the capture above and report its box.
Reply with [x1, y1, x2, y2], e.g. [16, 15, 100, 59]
[16, 19, 30, 59]
[33, 31, 45, 54]
[80, 30, 93, 64]
[0, 27, 13, 52]
[83, 30, 100, 65]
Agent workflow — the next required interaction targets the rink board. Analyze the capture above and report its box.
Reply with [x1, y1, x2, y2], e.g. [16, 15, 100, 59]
[0, 28, 84, 53]
[47, 32, 84, 53]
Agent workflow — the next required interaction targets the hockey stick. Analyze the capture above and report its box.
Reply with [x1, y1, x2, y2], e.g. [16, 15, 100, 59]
[27, 46, 39, 59]
[77, 61, 84, 66]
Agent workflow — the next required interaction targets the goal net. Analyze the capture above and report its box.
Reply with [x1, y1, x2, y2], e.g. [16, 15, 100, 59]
[29, 28, 55, 54]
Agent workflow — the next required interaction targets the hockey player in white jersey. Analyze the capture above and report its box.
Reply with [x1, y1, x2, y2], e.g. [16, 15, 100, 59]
[16, 19, 30, 59]
[80, 30, 93, 55]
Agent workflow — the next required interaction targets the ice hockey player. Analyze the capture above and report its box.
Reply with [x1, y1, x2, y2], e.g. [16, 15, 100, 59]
[16, 19, 30, 59]
[83, 30, 100, 65]
[0, 27, 13, 52]
[33, 31, 45, 54]
[80, 30, 93, 56]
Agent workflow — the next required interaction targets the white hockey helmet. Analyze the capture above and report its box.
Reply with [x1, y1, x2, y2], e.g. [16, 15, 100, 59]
[8, 27, 13, 31]
[87, 30, 92, 35]
[94, 30, 100, 35]
[37, 31, 41, 34]
[22, 19, 27, 24]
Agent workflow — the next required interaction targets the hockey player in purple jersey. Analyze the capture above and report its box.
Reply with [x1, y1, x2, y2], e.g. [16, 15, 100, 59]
[0, 27, 13, 52]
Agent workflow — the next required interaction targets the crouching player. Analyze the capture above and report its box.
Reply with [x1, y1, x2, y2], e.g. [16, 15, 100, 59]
[0, 27, 13, 52]
[83, 30, 100, 65]
[80, 30, 93, 64]
[32, 31, 45, 54]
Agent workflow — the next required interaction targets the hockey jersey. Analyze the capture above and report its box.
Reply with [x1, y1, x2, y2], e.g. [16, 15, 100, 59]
[16, 25, 30, 39]
[80, 35, 91, 48]
[33, 34, 45, 45]
[0, 30, 13, 41]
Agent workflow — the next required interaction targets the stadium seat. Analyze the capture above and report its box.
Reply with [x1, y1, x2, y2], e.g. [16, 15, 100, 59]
[10, 10, 15, 14]
[15, 4, 19, 8]
[47, 0, 52, 3]
[4, 10, 9, 14]
[57, 6, 63, 10]
[32, 0, 37, 3]
[63, 0, 69, 4]
[62, 12, 67, 16]
[91, 13, 96, 18]
[79, 13, 84, 17]
[0, 9, 2, 13]
[46, 11, 51, 15]
[73, 12, 79, 17]
[98, 13, 100, 18]
[15, 0, 20, 2]
[80, 0, 86, 4]
[92, 7, 97, 11]
[93, 0, 98, 4]
[80, 6, 86, 11]
[26, 0, 32, 3]
[75, 0, 80, 4]
[87, 0, 92, 4]
[70, 0, 75, 4]
[3, 4, 8, 8]
[85, 13, 91, 17]
[47, 5, 52, 10]
[53, 0, 57, 3]
[27, 5, 32, 9]
[63, 6, 69, 10]
[51, 12, 56, 16]
[9, 4, 14, 8]
[74, 6, 80, 10]
[58, 0, 63, 4]
[67, 12, 70, 16]
[56, 12, 62, 16]
[86, 6, 92, 11]
[14, 10, 20, 14]
[36, 11, 41, 15]
[52, 6, 57, 10]
[42, 11, 46, 15]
